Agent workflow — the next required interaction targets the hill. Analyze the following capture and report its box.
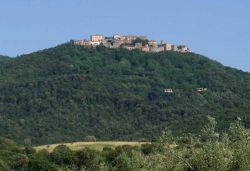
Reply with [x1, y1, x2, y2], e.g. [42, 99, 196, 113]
[0, 55, 10, 62]
[1, 43, 250, 145]
[0, 55, 10, 58]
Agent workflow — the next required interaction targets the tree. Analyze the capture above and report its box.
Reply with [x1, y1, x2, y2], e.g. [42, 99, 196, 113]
[228, 119, 250, 171]
[201, 115, 220, 142]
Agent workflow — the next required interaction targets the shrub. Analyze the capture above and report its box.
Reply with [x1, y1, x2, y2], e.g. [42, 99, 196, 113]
[0, 160, 10, 171]
[112, 150, 146, 171]
[189, 141, 231, 171]
[141, 143, 163, 155]
[27, 157, 58, 171]
[50, 145, 75, 165]
[75, 148, 103, 171]
[83, 136, 97, 142]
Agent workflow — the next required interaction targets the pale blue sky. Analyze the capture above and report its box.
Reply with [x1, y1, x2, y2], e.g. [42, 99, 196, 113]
[0, 0, 250, 71]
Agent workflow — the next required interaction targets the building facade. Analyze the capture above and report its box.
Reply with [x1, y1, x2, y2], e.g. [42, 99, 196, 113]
[90, 34, 104, 42]
[73, 34, 191, 53]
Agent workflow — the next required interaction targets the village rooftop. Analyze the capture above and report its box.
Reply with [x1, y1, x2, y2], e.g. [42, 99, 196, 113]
[72, 34, 191, 53]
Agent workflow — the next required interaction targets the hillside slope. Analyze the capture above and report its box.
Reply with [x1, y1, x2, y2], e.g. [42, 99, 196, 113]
[1, 43, 250, 145]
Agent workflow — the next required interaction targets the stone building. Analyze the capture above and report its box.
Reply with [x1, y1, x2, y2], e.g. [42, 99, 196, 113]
[196, 88, 208, 92]
[90, 41, 100, 47]
[102, 41, 112, 48]
[124, 45, 136, 51]
[164, 89, 173, 93]
[150, 46, 164, 52]
[171, 45, 178, 51]
[112, 40, 124, 48]
[142, 45, 150, 52]
[73, 39, 90, 46]
[90, 34, 104, 42]
[135, 42, 143, 49]
[162, 43, 172, 51]
[113, 34, 125, 41]
[148, 40, 157, 47]
[72, 34, 192, 53]
[124, 35, 137, 44]
[178, 45, 191, 53]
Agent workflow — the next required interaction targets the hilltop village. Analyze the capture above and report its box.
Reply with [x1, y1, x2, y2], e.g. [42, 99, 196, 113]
[72, 34, 206, 93]
[72, 34, 191, 53]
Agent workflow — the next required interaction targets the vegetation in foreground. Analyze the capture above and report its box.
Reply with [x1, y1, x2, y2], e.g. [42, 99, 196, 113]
[0, 116, 250, 171]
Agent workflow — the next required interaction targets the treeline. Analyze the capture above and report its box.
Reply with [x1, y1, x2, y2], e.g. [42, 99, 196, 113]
[0, 117, 250, 171]
[1, 44, 250, 145]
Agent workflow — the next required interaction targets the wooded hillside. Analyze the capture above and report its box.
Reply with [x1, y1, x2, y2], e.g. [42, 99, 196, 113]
[1, 43, 250, 145]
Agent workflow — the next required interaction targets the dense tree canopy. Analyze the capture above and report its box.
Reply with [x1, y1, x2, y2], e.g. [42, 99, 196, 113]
[0, 43, 250, 145]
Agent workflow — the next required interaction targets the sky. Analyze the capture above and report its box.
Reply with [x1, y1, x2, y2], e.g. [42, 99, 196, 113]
[0, 0, 250, 72]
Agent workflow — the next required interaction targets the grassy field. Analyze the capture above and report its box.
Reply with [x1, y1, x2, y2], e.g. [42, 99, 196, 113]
[34, 141, 148, 152]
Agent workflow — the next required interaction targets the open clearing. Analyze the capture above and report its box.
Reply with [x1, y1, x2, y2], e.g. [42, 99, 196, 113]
[34, 141, 148, 152]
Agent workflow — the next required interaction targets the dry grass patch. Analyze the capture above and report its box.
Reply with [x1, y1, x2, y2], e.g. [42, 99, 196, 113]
[34, 141, 148, 152]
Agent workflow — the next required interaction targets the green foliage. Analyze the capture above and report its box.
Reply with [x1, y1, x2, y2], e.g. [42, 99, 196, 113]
[50, 145, 75, 165]
[201, 115, 220, 142]
[0, 117, 249, 170]
[0, 160, 10, 171]
[112, 150, 146, 171]
[84, 136, 97, 142]
[1, 43, 250, 145]
[227, 120, 250, 171]
[75, 148, 104, 171]
[141, 143, 162, 155]
[27, 157, 58, 171]
[189, 142, 230, 171]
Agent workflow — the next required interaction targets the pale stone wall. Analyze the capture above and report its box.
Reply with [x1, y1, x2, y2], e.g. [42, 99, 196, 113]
[142, 46, 150, 52]
[90, 35, 104, 42]
[73, 40, 90, 46]
[150, 46, 164, 52]
[163, 43, 172, 51]
[73, 34, 191, 53]
[148, 40, 157, 47]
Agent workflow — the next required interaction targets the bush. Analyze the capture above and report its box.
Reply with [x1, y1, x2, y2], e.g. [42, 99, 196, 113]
[23, 146, 36, 155]
[83, 136, 97, 142]
[189, 142, 231, 171]
[141, 143, 163, 155]
[0, 160, 10, 171]
[228, 121, 250, 171]
[27, 157, 58, 171]
[10, 155, 29, 170]
[75, 148, 103, 171]
[50, 145, 75, 165]
[112, 150, 146, 171]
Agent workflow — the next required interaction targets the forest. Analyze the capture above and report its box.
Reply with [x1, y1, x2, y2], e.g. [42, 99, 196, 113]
[1, 43, 250, 145]
[0, 117, 249, 171]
